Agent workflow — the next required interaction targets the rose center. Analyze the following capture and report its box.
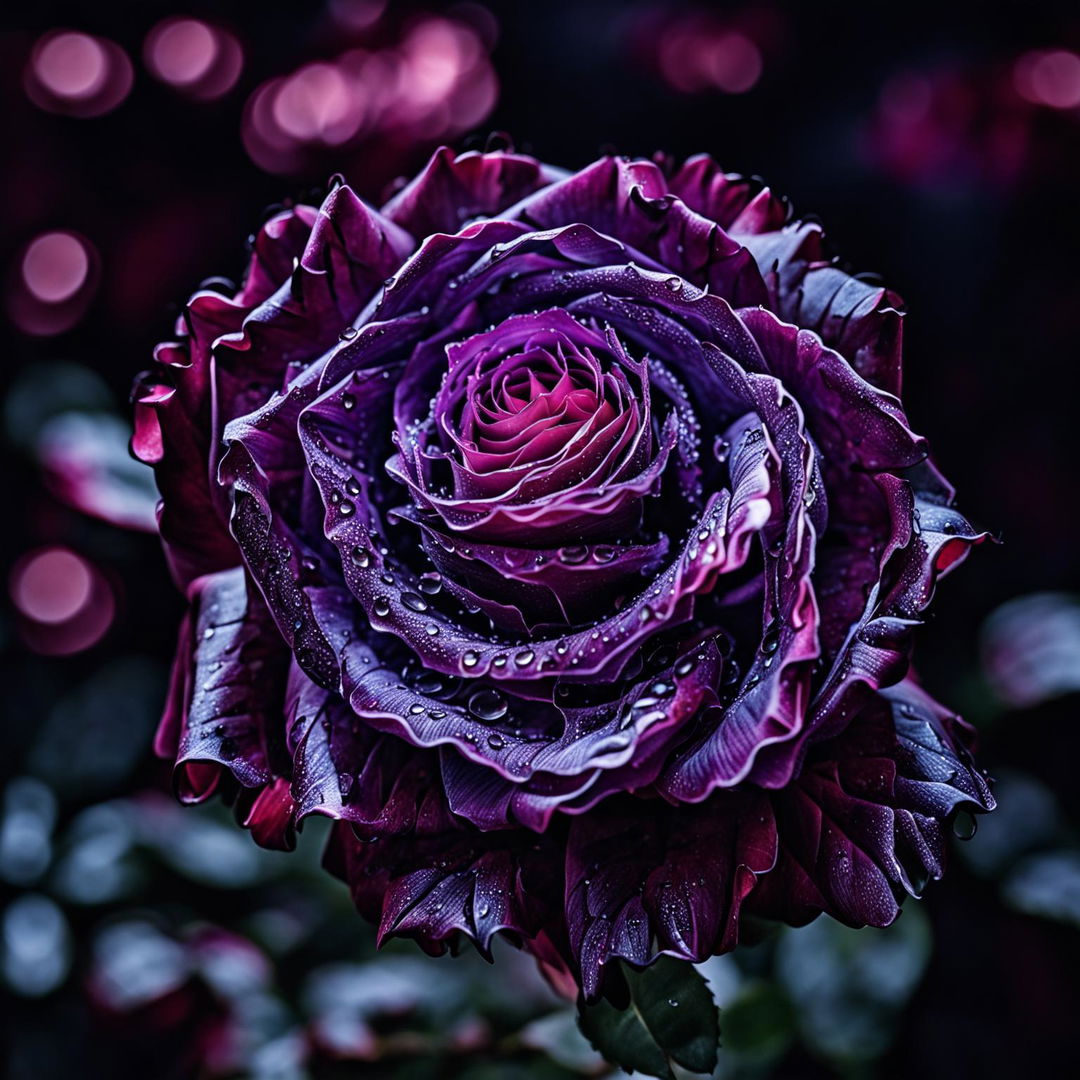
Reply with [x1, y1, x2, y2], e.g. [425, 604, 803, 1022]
[453, 345, 618, 466]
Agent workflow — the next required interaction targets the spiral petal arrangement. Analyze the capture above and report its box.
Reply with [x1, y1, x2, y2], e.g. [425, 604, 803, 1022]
[135, 146, 993, 999]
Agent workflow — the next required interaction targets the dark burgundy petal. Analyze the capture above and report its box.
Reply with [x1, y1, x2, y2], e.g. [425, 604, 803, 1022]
[739, 222, 905, 396]
[219, 361, 343, 689]
[505, 156, 768, 305]
[667, 156, 904, 396]
[285, 661, 440, 838]
[235, 205, 322, 307]
[239, 777, 297, 851]
[736, 307, 926, 474]
[657, 350, 823, 799]
[565, 791, 777, 998]
[216, 184, 412, 385]
[133, 207, 317, 589]
[382, 146, 562, 238]
[749, 681, 994, 929]
[667, 156, 788, 233]
[153, 566, 289, 803]
[750, 468, 990, 786]
[325, 821, 566, 961]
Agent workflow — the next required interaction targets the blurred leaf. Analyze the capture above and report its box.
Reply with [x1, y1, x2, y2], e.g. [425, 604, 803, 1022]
[0, 777, 56, 886]
[959, 769, 1065, 878]
[577, 956, 720, 1078]
[30, 658, 164, 799]
[776, 906, 931, 1064]
[38, 411, 159, 532]
[980, 592, 1080, 709]
[3, 361, 112, 451]
[1002, 850, 1080, 927]
[719, 982, 795, 1064]
[520, 1009, 607, 1074]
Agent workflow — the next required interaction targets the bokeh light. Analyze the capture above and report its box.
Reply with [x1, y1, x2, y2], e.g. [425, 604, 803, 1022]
[659, 27, 763, 94]
[1014, 49, 1080, 109]
[242, 14, 497, 175]
[22, 232, 89, 304]
[9, 547, 115, 656]
[2, 894, 71, 997]
[24, 30, 133, 117]
[7, 231, 99, 337]
[11, 548, 93, 624]
[143, 17, 244, 101]
[328, 0, 388, 32]
[864, 61, 1033, 191]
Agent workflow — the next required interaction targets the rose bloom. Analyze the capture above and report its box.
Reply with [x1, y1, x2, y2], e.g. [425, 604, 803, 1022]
[134, 146, 993, 998]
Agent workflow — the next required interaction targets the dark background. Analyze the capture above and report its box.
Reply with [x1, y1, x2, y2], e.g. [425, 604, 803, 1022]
[3, 1, 1080, 1077]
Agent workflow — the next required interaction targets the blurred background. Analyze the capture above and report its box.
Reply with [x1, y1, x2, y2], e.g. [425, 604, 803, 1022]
[2, 1, 1080, 1076]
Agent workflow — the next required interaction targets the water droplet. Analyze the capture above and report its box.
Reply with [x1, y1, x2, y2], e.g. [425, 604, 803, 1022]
[401, 592, 428, 613]
[408, 703, 425, 715]
[953, 810, 977, 840]
[559, 544, 589, 564]
[373, 596, 391, 617]
[593, 545, 616, 563]
[514, 649, 535, 667]
[338, 772, 353, 795]
[415, 673, 445, 695]
[462, 650, 480, 669]
[339, 500, 355, 517]
[468, 688, 508, 722]
[418, 573, 442, 595]
[342, 392, 356, 410]
[760, 620, 782, 656]
[339, 326, 358, 341]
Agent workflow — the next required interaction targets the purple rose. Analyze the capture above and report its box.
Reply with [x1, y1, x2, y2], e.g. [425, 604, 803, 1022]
[135, 146, 993, 999]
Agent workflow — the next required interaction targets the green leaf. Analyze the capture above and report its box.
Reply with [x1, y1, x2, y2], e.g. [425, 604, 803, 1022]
[576, 957, 720, 1078]
[719, 982, 794, 1064]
